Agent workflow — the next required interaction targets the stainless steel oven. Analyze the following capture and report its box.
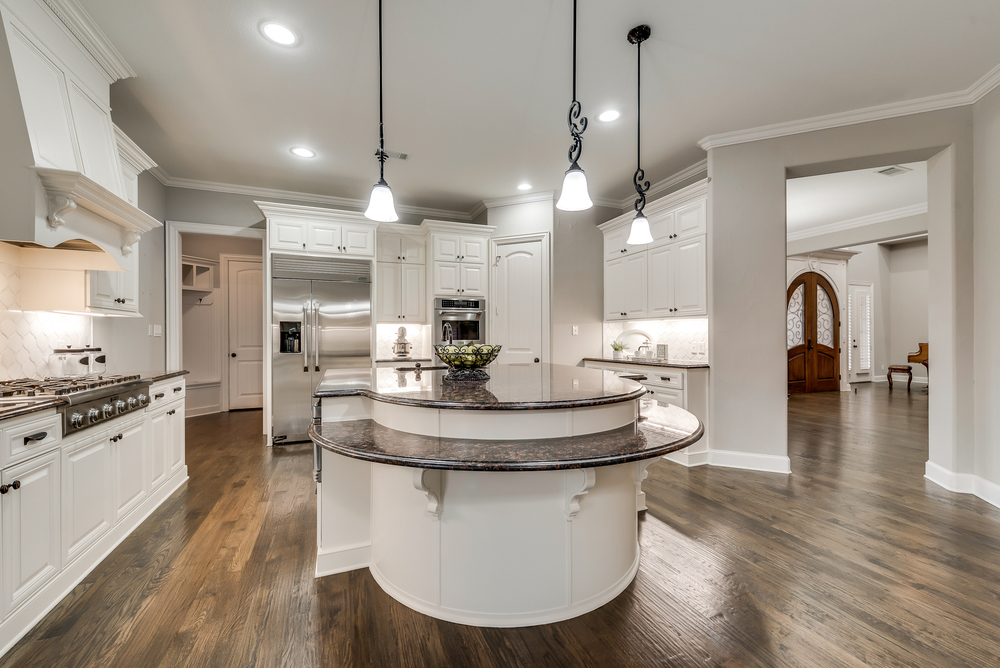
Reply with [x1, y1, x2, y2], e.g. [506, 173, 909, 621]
[434, 298, 486, 344]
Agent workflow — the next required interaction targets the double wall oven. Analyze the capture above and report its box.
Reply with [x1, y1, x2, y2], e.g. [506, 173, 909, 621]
[434, 298, 486, 345]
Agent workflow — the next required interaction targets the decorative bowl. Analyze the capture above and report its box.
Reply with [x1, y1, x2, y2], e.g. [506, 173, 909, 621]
[434, 344, 501, 381]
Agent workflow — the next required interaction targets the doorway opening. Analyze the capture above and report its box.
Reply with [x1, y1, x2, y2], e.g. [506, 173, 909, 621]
[786, 271, 840, 394]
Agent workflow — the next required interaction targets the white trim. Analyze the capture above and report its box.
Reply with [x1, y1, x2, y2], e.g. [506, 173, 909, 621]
[41, 0, 136, 82]
[488, 232, 551, 364]
[699, 63, 1000, 150]
[662, 450, 709, 467]
[924, 462, 1000, 510]
[787, 203, 928, 242]
[375, 221, 427, 236]
[254, 200, 376, 225]
[707, 449, 791, 474]
[32, 167, 161, 234]
[315, 544, 372, 578]
[151, 168, 472, 221]
[468, 201, 487, 220]
[871, 377, 929, 385]
[420, 219, 497, 235]
[113, 125, 157, 173]
[482, 191, 555, 209]
[618, 159, 708, 211]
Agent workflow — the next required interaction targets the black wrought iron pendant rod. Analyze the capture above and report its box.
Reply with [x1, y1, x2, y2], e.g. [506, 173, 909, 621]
[565, 0, 587, 166]
[629, 25, 651, 215]
[377, 0, 387, 182]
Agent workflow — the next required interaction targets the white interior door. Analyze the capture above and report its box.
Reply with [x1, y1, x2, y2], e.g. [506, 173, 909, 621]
[228, 260, 264, 409]
[848, 283, 873, 383]
[491, 237, 547, 365]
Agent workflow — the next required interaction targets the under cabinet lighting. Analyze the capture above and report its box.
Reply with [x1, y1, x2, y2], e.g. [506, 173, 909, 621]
[598, 110, 620, 122]
[262, 23, 297, 46]
[290, 147, 316, 158]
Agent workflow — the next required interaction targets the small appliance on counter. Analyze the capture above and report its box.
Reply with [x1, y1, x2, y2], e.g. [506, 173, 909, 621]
[392, 326, 412, 357]
[48, 347, 103, 377]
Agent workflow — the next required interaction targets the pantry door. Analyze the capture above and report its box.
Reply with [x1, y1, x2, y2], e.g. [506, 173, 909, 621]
[490, 234, 549, 365]
[227, 259, 264, 409]
[787, 272, 840, 394]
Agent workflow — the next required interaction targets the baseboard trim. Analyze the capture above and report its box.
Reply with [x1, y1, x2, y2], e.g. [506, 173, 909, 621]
[708, 450, 791, 474]
[315, 544, 371, 578]
[662, 450, 709, 467]
[924, 461, 1000, 509]
[871, 377, 929, 385]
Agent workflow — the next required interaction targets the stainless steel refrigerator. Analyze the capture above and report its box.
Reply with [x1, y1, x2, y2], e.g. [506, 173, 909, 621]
[271, 254, 372, 443]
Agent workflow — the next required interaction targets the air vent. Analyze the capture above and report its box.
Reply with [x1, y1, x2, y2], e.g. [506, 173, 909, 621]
[375, 148, 409, 161]
[875, 165, 912, 177]
[272, 254, 370, 282]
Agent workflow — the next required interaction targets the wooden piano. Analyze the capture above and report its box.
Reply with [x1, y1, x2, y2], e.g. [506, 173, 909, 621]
[907, 343, 929, 373]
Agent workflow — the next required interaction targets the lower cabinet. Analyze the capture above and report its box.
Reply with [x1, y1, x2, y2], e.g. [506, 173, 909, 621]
[112, 416, 149, 523]
[62, 432, 113, 565]
[167, 401, 185, 476]
[1, 450, 61, 618]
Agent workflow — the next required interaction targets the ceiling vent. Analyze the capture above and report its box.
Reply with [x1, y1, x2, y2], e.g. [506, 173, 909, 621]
[875, 165, 912, 177]
[375, 148, 409, 161]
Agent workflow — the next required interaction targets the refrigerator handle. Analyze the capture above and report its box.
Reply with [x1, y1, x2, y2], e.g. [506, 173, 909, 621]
[302, 303, 310, 373]
[313, 304, 320, 372]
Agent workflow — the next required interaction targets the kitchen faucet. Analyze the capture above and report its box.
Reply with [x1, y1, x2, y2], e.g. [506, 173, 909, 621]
[443, 322, 454, 345]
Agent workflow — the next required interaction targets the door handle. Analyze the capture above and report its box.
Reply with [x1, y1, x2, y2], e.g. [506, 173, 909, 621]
[231, 352, 237, 358]
[303, 303, 310, 372]
[534, 358, 540, 363]
[807, 338, 814, 350]
[313, 304, 320, 372]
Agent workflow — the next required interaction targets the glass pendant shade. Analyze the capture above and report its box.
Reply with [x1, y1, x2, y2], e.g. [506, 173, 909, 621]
[556, 164, 593, 211]
[626, 213, 653, 245]
[364, 179, 398, 222]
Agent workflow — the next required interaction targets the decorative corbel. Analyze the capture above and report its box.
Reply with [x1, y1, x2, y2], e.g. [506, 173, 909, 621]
[412, 469, 443, 519]
[46, 194, 77, 229]
[121, 230, 142, 256]
[633, 459, 656, 512]
[565, 469, 597, 521]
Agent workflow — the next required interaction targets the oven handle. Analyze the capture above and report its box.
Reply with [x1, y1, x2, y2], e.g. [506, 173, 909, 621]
[435, 311, 485, 318]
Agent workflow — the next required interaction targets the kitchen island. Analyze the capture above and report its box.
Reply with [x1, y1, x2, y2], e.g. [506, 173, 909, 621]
[309, 363, 702, 627]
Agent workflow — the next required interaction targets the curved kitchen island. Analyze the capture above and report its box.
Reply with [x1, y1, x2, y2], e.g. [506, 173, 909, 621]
[309, 363, 702, 627]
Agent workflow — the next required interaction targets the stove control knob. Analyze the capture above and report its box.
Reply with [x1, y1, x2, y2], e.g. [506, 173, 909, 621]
[137, 393, 148, 407]
[70, 413, 85, 428]
[127, 396, 138, 409]
[102, 403, 114, 419]
[88, 408, 101, 422]
[115, 400, 127, 413]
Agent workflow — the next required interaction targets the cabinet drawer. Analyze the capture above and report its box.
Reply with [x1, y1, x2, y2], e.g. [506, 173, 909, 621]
[2, 412, 61, 467]
[642, 371, 684, 390]
[149, 378, 186, 406]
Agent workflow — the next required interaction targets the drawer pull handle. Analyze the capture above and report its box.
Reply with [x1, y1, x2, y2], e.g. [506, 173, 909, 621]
[23, 431, 47, 445]
[0, 481, 20, 494]
[660, 377, 671, 382]
[174, 387, 182, 393]
[154, 393, 165, 400]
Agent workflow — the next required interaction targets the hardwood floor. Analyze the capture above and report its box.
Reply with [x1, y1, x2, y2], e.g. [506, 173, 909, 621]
[2, 384, 999, 667]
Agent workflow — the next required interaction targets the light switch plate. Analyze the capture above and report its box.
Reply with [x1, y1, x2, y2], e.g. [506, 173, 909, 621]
[572, 326, 578, 336]
[153, 325, 162, 337]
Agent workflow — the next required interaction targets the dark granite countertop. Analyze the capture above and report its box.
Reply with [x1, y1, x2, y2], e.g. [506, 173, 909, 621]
[582, 357, 710, 369]
[0, 397, 66, 421]
[314, 363, 648, 410]
[375, 358, 433, 363]
[309, 404, 702, 471]
[140, 370, 190, 382]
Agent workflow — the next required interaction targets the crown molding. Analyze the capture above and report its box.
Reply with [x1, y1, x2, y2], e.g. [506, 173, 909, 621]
[420, 220, 496, 235]
[376, 222, 427, 235]
[786, 203, 927, 242]
[618, 159, 708, 211]
[113, 125, 157, 173]
[482, 191, 555, 209]
[42, 0, 136, 82]
[254, 200, 376, 226]
[699, 62, 1000, 151]
[467, 201, 487, 220]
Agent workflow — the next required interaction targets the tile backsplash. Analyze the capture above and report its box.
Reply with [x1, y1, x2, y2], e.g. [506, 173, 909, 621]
[602, 318, 709, 362]
[376, 323, 431, 360]
[0, 261, 93, 380]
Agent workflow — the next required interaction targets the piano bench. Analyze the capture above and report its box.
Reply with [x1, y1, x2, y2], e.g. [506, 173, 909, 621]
[887, 365, 913, 391]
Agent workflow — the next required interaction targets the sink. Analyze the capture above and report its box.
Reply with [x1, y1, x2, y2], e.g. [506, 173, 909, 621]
[394, 365, 448, 372]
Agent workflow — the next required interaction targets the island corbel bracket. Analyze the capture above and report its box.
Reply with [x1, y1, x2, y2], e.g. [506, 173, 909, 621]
[46, 194, 77, 229]
[565, 469, 597, 521]
[634, 459, 656, 512]
[412, 469, 443, 519]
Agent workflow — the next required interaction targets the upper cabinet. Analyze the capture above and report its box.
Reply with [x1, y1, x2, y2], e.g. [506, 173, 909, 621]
[258, 202, 377, 259]
[378, 232, 426, 264]
[376, 224, 428, 324]
[421, 220, 496, 299]
[87, 241, 140, 314]
[599, 180, 708, 321]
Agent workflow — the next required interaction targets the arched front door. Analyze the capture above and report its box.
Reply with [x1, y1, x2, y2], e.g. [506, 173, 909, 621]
[787, 272, 840, 394]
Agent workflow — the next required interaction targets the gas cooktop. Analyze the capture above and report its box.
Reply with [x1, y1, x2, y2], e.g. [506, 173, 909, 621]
[0, 375, 152, 434]
[0, 375, 142, 397]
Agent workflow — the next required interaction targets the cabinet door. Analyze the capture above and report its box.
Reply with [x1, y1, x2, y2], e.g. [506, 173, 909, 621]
[376, 262, 402, 323]
[604, 258, 624, 320]
[460, 237, 487, 264]
[87, 269, 118, 311]
[112, 418, 148, 523]
[604, 228, 628, 259]
[62, 431, 113, 564]
[376, 234, 401, 263]
[269, 219, 308, 251]
[400, 236, 426, 264]
[2, 450, 61, 616]
[621, 253, 648, 318]
[308, 222, 342, 254]
[433, 262, 461, 295]
[116, 244, 139, 313]
[647, 245, 675, 316]
[674, 199, 707, 240]
[168, 402, 186, 476]
[149, 407, 169, 491]
[340, 225, 375, 257]
[460, 264, 486, 297]
[433, 235, 462, 262]
[647, 386, 685, 409]
[648, 211, 676, 249]
[673, 237, 707, 316]
[400, 264, 426, 322]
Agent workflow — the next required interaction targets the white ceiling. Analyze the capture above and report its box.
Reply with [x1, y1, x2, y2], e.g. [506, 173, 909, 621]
[80, 0, 1000, 213]
[786, 162, 928, 235]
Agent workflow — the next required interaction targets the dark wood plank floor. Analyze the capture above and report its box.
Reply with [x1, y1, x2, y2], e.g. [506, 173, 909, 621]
[2, 384, 999, 667]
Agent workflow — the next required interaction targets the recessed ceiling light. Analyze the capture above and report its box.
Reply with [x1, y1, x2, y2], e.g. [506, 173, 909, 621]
[517, 183, 532, 191]
[598, 110, 620, 122]
[290, 147, 315, 158]
[262, 23, 297, 46]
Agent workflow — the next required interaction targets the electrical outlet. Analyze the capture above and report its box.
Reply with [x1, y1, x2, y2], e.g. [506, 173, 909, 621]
[572, 326, 579, 336]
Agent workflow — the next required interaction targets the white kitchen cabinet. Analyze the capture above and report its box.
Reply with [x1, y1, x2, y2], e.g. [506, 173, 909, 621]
[265, 215, 376, 258]
[2, 449, 61, 617]
[647, 245, 675, 317]
[605, 254, 647, 320]
[149, 406, 169, 491]
[674, 199, 707, 240]
[400, 236, 426, 265]
[604, 227, 645, 259]
[87, 242, 140, 314]
[376, 262, 402, 323]
[421, 222, 495, 300]
[167, 401, 186, 477]
[673, 236, 707, 316]
[459, 238, 486, 264]
[269, 219, 308, 251]
[433, 235, 462, 262]
[61, 431, 113, 565]
[379, 234, 426, 265]
[111, 416, 148, 523]
[604, 258, 625, 320]
[377, 263, 426, 323]
[308, 222, 342, 254]
[433, 262, 484, 297]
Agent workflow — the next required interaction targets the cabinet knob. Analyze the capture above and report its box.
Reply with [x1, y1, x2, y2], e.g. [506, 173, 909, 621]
[231, 352, 237, 357]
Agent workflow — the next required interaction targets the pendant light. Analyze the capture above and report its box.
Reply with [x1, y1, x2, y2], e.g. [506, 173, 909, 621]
[364, 0, 399, 222]
[626, 25, 653, 245]
[555, 0, 593, 212]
